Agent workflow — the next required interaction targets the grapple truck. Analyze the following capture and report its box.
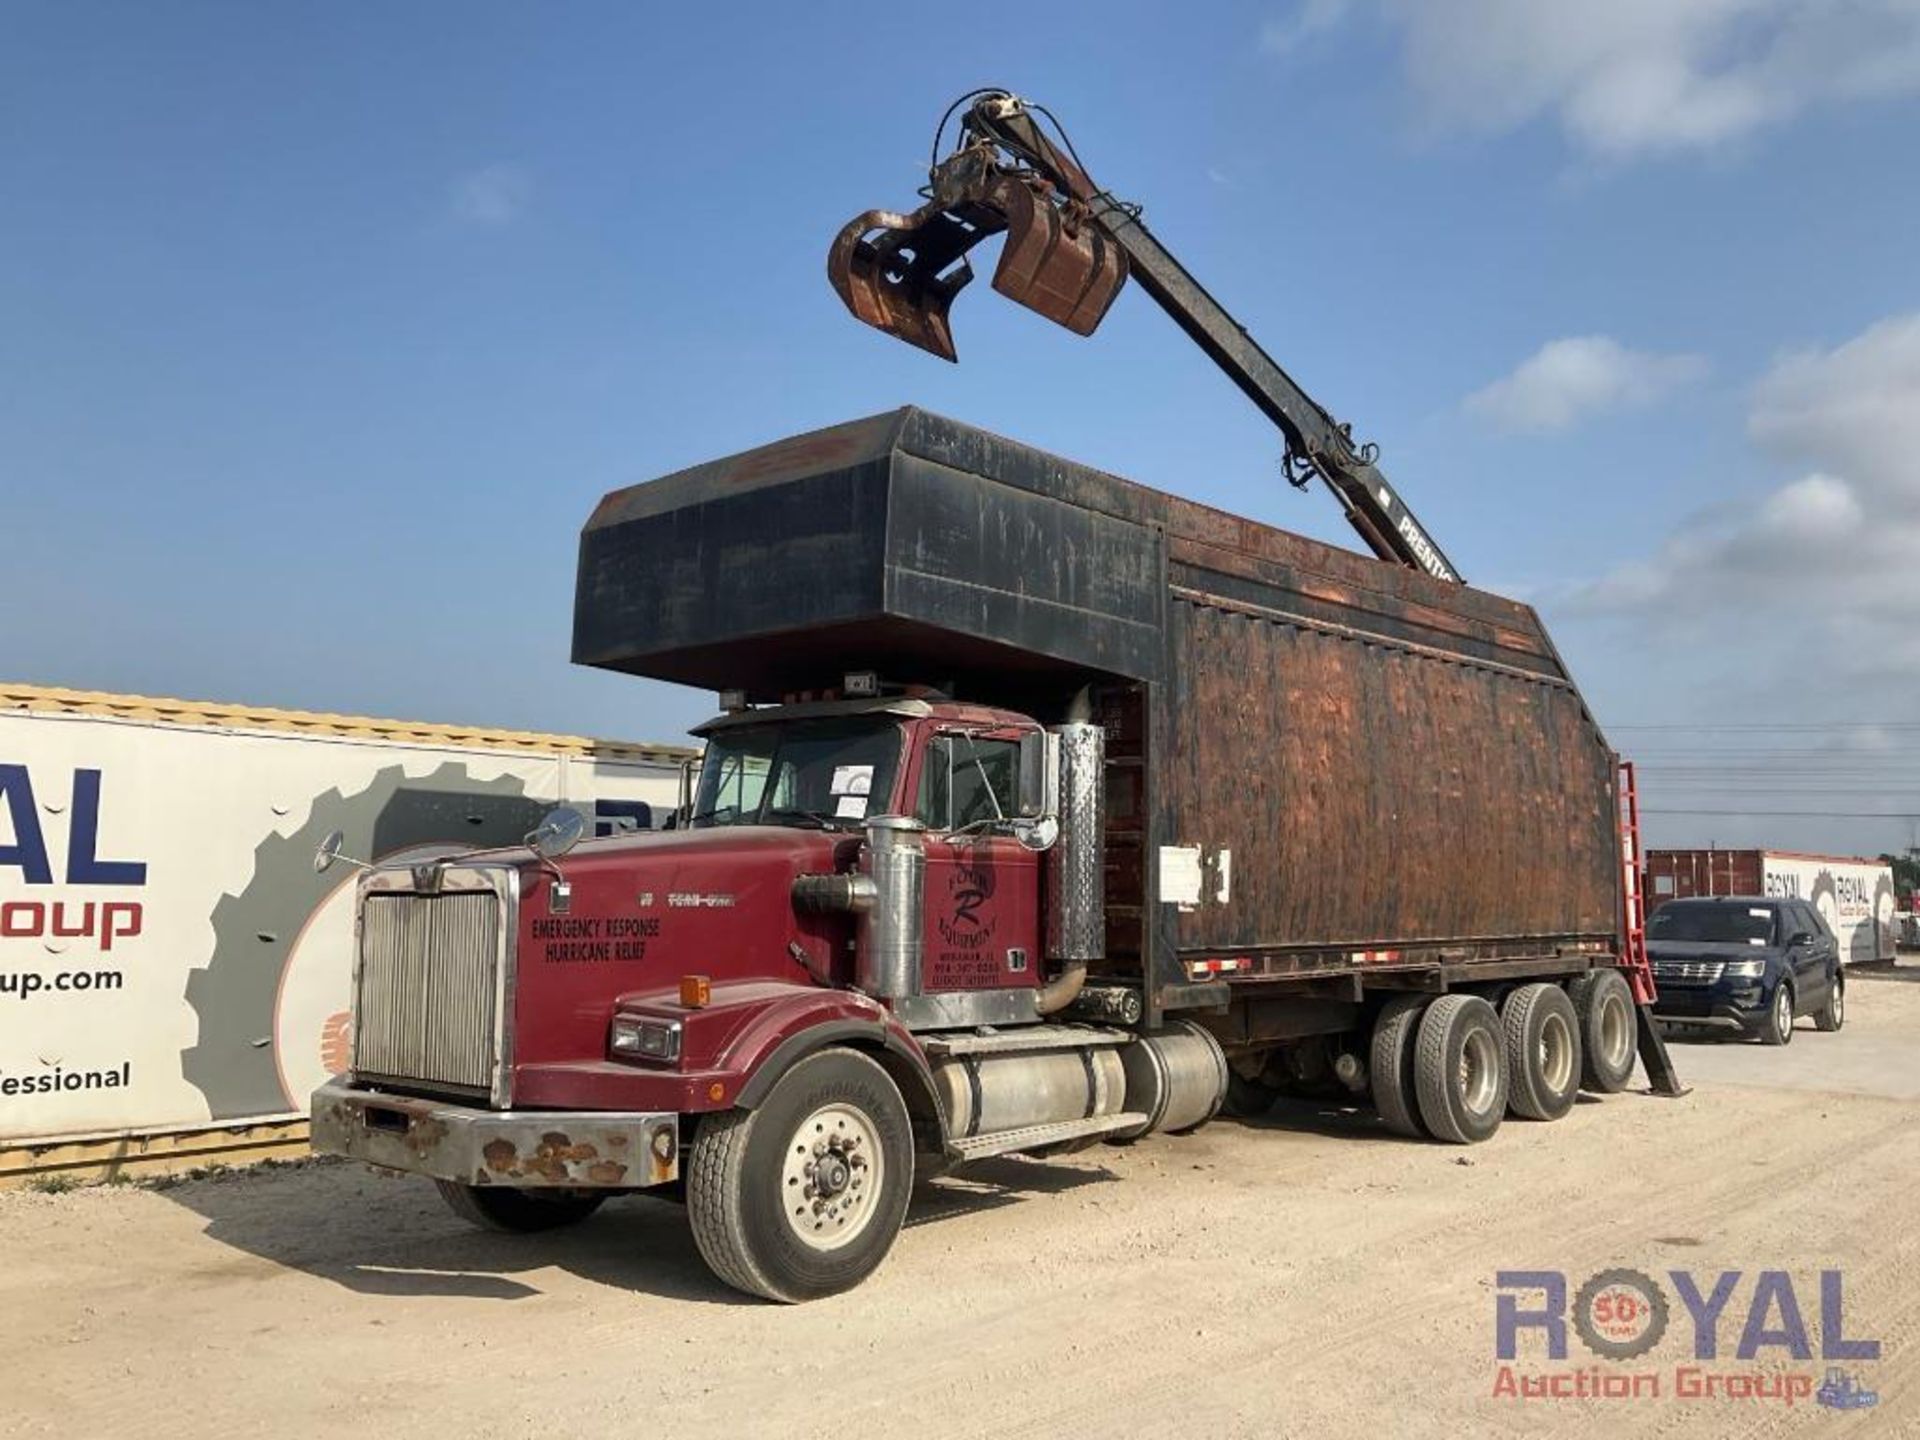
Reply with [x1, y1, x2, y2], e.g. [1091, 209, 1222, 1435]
[313, 92, 1679, 1302]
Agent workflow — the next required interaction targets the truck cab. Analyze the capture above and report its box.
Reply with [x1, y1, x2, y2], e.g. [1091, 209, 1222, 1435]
[693, 697, 1051, 1000]
[312, 686, 1225, 1301]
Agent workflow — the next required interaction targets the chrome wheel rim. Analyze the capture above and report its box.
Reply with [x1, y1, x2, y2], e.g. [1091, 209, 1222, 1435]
[1833, 980, 1844, 1025]
[781, 1103, 883, 1252]
[1461, 1027, 1500, 1115]
[1600, 993, 1632, 1067]
[1775, 988, 1792, 1037]
[1539, 1012, 1574, 1092]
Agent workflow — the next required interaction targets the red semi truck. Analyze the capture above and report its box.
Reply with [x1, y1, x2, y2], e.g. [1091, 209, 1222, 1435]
[312, 92, 1678, 1302]
[312, 410, 1671, 1301]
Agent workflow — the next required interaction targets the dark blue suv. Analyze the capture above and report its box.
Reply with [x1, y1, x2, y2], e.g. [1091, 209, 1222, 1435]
[1647, 896, 1845, 1045]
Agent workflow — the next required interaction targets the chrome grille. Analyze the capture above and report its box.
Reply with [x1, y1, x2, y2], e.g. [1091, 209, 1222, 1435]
[354, 891, 502, 1094]
[1653, 959, 1724, 984]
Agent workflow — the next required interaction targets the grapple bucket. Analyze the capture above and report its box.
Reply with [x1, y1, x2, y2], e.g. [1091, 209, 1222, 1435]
[828, 199, 1006, 363]
[829, 163, 1127, 361]
[989, 178, 1127, 338]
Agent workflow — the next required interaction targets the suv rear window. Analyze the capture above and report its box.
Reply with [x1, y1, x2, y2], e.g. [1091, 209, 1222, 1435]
[1648, 902, 1777, 945]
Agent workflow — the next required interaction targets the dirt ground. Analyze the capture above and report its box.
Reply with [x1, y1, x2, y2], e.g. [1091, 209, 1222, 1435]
[5, 970, 1917, 1440]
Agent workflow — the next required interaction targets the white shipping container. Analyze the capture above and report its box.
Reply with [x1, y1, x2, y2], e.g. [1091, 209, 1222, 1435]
[0, 685, 692, 1145]
[1646, 848, 1896, 965]
[1759, 854, 1897, 966]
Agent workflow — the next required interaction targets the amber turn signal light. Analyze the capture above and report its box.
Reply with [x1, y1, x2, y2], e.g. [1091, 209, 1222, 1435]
[679, 974, 712, 1009]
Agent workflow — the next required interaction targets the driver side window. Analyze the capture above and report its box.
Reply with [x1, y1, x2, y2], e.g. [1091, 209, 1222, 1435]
[916, 736, 1019, 831]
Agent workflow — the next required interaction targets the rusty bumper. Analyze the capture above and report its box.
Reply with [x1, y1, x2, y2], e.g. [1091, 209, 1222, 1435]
[311, 1081, 678, 1189]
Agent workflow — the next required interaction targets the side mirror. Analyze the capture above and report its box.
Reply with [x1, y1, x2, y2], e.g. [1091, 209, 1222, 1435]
[314, 829, 346, 874]
[1016, 730, 1057, 820]
[526, 807, 587, 860]
[1010, 815, 1060, 853]
[1790, 931, 1814, 947]
[313, 829, 372, 875]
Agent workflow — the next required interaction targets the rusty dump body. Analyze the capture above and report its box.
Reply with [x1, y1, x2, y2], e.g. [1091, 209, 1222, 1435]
[576, 408, 1622, 1020]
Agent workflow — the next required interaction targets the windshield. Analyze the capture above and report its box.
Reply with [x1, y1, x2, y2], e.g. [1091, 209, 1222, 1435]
[1648, 902, 1778, 945]
[691, 718, 904, 830]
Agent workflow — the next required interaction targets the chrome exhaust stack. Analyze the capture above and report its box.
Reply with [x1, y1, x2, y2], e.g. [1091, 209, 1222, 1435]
[1038, 719, 1104, 1014]
[856, 816, 926, 1000]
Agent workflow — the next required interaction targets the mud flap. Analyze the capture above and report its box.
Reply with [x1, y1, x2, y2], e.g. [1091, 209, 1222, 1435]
[1635, 1004, 1689, 1098]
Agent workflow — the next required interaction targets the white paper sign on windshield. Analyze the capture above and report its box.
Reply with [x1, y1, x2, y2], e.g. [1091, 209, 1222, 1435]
[830, 765, 873, 797]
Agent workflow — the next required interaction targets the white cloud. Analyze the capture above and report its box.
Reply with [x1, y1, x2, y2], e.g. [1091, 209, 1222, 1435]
[1264, 0, 1920, 158]
[1465, 336, 1708, 432]
[1750, 312, 1920, 490]
[451, 165, 531, 227]
[1260, 0, 1352, 55]
[1572, 312, 1920, 621]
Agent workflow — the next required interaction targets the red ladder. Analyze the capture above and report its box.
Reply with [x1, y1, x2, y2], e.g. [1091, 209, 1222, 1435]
[1618, 759, 1655, 1005]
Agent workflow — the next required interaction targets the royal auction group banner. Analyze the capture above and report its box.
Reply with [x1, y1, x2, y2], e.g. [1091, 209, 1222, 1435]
[0, 686, 689, 1143]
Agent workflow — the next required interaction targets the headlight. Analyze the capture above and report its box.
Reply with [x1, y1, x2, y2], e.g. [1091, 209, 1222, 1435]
[610, 1016, 682, 1063]
[1724, 960, 1766, 979]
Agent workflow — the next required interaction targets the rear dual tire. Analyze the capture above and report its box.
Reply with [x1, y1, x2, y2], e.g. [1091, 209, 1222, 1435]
[1414, 995, 1509, 1144]
[1223, 1071, 1281, 1119]
[1570, 969, 1637, 1092]
[1500, 983, 1582, 1121]
[1369, 994, 1429, 1138]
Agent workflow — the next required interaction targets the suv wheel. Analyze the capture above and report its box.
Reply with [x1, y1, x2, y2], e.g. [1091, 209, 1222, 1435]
[1815, 971, 1845, 1033]
[1760, 982, 1795, 1046]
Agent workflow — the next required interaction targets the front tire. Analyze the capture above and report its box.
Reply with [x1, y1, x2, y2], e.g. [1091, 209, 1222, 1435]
[687, 1048, 913, 1303]
[1414, 994, 1507, 1144]
[435, 1180, 605, 1233]
[1815, 970, 1845, 1033]
[1571, 969, 1636, 1093]
[1761, 981, 1796, 1046]
[1501, 983, 1582, 1121]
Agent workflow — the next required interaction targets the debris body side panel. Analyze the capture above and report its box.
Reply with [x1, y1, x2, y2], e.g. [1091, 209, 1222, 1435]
[571, 409, 1624, 1018]
[1161, 594, 1618, 957]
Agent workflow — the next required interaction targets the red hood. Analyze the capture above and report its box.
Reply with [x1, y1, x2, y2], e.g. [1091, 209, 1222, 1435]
[508, 825, 861, 1077]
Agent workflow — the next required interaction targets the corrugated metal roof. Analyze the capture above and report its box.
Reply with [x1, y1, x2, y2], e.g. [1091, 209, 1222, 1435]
[2, 682, 698, 764]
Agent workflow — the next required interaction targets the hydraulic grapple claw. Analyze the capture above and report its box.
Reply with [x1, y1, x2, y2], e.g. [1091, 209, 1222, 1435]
[827, 201, 1005, 363]
[828, 154, 1127, 361]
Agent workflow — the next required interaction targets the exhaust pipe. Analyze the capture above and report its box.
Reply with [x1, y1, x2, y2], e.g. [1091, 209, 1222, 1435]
[855, 816, 925, 1000]
[1038, 711, 1104, 1015]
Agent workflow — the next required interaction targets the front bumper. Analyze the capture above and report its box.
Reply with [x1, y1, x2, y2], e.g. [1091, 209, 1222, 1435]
[311, 1080, 679, 1189]
[1650, 979, 1769, 1032]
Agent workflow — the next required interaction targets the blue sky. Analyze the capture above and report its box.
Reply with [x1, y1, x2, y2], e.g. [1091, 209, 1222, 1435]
[5, 3, 1919, 853]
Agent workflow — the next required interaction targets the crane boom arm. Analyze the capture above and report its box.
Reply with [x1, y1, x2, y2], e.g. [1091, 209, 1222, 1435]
[829, 91, 1462, 585]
